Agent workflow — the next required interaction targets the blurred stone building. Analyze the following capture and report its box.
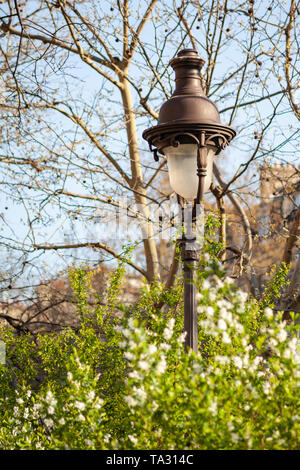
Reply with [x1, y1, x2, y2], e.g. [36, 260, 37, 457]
[256, 162, 300, 312]
[0, 267, 144, 333]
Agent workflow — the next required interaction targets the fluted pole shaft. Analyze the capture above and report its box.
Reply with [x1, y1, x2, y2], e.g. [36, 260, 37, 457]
[180, 238, 200, 353]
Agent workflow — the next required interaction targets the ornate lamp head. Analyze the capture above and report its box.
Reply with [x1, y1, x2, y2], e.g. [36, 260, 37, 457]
[143, 49, 236, 202]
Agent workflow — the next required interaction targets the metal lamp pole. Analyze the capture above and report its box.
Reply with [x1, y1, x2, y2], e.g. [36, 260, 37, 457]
[179, 236, 200, 352]
[143, 49, 236, 352]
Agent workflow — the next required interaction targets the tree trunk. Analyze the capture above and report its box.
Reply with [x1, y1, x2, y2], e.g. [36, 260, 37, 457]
[119, 73, 160, 282]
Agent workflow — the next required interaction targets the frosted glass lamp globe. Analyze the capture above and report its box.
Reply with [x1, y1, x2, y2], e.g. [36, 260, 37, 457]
[164, 143, 216, 200]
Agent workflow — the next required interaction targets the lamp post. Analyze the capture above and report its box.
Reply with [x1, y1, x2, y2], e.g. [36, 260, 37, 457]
[143, 49, 235, 352]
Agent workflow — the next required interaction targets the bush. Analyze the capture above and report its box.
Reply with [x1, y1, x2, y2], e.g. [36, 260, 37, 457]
[0, 257, 299, 450]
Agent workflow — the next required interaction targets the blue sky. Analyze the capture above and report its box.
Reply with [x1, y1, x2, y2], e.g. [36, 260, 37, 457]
[0, 0, 299, 297]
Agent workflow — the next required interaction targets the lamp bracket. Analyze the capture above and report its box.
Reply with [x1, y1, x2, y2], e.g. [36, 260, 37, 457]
[179, 237, 201, 263]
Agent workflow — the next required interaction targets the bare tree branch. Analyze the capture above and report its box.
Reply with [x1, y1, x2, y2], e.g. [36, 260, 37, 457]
[284, 0, 299, 120]
[34, 242, 148, 279]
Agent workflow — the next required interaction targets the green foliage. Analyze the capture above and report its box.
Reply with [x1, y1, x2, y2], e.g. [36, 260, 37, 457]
[203, 212, 223, 259]
[258, 262, 290, 311]
[0, 254, 299, 450]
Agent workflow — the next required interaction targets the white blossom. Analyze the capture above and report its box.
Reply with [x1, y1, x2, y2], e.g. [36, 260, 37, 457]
[177, 332, 187, 344]
[264, 307, 273, 319]
[215, 355, 230, 365]
[219, 308, 232, 323]
[283, 348, 292, 359]
[156, 356, 167, 375]
[217, 319, 227, 331]
[133, 386, 147, 403]
[48, 406, 55, 415]
[167, 318, 175, 330]
[46, 391, 57, 407]
[208, 400, 217, 416]
[75, 401, 86, 411]
[125, 351, 135, 361]
[44, 418, 54, 428]
[206, 306, 215, 317]
[85, 439, 94, 447]
[233, 356, 243, 369]
[262, 381, 271, 395]
[277, 329, 287, 343]
[248, 356, 263, 373]
[128, 317, 136, 328]
[289, 337, 298, 351]
[277, 439, 286, 446]
[94, 398, 104, 409]
[138, 360, 150, 371]
[128, 435, 138, 446]
[235, 323, 244, 334]
[227, 421, 234, 431]
[33, 403, 42, 412]
[222, 332, 231, 344]
[269, 338, 278, 348]
[163, 328, 173, 341]
[128, 370, 141, 380]
[152, 401, 159, 412]
[103, 434, 111, 444]
[148, 344, 157, 355]
[208, 290, 217, 302]
[163, 318, 175, 340]
[237, 291, 248, 303]
[199, 320, 210, 330]
[125, 395, 138, 407]
[215, 277, 224, 289]
[67, 372, 73, 382]
[216, 299, 231, 309]
[87, 390, 95, 401]
[243, 355, 249, 368]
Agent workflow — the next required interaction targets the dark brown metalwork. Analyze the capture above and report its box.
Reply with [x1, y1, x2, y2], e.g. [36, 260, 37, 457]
[142, 49, 236, 353]
[179, 237, 201, 351]
[142, 49, 236, 161]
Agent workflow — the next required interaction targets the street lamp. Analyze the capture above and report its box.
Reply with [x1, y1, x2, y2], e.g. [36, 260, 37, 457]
[143, 49, 235, 352]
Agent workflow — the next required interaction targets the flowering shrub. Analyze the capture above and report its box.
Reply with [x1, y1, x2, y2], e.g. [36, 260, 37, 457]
[114, 262, 299, 450]
[0, 257, 299, 449]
